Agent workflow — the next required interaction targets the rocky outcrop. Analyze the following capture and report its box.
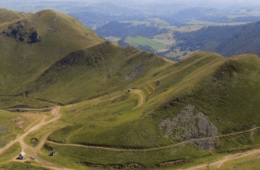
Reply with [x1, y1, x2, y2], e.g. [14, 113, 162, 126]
[27, 27, 41, 43]
[125, 65, 145, 81]
[159, 104, 219, 149]
[83, 162, 145, 169]
[2, 21, 41, 43]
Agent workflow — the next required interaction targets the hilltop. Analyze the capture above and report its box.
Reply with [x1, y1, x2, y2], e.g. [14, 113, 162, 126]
[0, 9, 259, 170]
[0, 8, 170, 107]
[29, 42, 168, 104]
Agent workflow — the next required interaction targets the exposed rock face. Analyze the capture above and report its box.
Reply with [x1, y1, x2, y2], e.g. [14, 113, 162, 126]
[125, 65, 145, 81]
[159, 104, 219, 149]
[27, 27, 41, 43]
[2, 21, 41, 43]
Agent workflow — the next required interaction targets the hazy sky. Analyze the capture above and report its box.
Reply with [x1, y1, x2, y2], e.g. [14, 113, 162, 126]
[2, 0, 260, 5]
[1, 0, 260, 12]
[143, 0, 260, 6]
[1, 0, 260, 6]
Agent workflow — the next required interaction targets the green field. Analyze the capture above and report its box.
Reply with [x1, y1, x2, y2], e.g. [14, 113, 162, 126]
[126, 36, 168, 52]
[186, 20, 249, 26]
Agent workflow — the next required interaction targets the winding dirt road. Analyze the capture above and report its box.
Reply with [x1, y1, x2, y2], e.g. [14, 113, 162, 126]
[185, 148, 260, 170]
[131, 89, 145, 109]
[0, 106, 71, 170]
[47, 127, 260, 153]
[46, 126, 260, 170]
[1, 101, 259, 169]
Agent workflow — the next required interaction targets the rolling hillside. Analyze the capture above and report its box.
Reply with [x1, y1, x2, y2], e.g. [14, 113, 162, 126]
[0, 9, 168, 105]
[45, 52, 260, 169]
[0, 8, 104, 96]
[29, 42, 168, 104]
[0, 9, 259, 170]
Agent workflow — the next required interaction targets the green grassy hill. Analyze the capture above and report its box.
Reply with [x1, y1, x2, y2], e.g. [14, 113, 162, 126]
[46, 52, 260, 168]
[48, 52, 224, 146]
[29, 42, 168, 104]
[0, 9, 260, 169]
[0, 9, 168, 106]
[0, 8, 23, 23]
[0, 9, 103, 96]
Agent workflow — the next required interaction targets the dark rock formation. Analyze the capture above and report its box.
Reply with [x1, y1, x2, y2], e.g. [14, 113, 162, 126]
[2, 21, 41, 44]
[83, 162, 145, 169]
[27, 27, 41, 43]
[159, 104, 219, 149]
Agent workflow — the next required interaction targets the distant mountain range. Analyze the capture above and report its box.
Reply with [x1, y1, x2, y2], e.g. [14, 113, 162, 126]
[1, 0, 260, 59]
[173, 22, 260, 57]
[97, 18, 260, 60]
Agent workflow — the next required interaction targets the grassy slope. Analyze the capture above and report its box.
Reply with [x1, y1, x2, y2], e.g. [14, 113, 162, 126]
[0, 110, 19, 147]
[0, 162, 49, 170]
[152, 53, 260, 151]
[0, 9, 168, 105]
[29, 42, 169, 104]
[0, 9, 103, 96]
[46, 52, 260, 167]
[0, 8, 22, 23]
[190, 54, 260, 133]
[0, 109, 47, 147]
[0, 96, 56, 109]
